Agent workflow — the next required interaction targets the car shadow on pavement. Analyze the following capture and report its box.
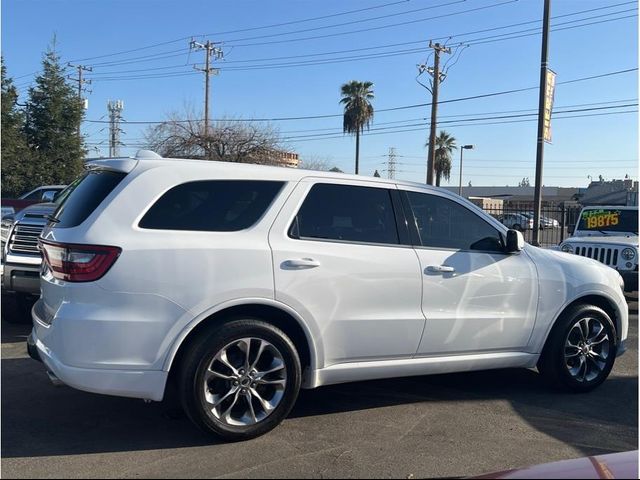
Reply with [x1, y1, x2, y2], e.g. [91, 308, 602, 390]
[292, 368, 638, 457]
[2, 354, 636, 458]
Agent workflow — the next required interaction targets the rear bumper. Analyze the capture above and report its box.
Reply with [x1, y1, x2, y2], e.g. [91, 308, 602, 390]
[1, 261, 41, 294]
[30, 300, 168, 402]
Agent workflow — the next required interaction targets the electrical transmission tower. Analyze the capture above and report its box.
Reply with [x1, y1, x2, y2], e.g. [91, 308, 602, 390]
[190, 40, 224, 140]
[107, 100, 124, 157]
[387, 147, 397, 179]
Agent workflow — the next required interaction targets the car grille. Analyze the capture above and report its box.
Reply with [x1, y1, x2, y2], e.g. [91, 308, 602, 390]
[8, 222, 45, 255]
[574, 245, 620, 266]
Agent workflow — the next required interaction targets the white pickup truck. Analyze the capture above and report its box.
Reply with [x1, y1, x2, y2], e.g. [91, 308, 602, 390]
[560, 206, 638, 292]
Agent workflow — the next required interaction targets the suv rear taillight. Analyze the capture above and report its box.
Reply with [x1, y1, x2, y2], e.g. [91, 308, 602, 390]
[39, 240, 121, 282]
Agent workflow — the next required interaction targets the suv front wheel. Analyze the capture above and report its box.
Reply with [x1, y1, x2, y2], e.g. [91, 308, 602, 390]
[538, 304, 617, 392]
[178, 318, 301, 441]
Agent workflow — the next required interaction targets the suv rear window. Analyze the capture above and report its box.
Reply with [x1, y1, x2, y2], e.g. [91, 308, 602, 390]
[51, 170, 127, 228]
[139, 180, 284, 232]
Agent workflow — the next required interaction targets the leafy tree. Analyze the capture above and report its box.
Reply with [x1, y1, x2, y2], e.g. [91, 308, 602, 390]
[24, 43, 85, 186]
[340, 80, 374, 175]
[373, 169, 381, 177]
[329, 166, 344, 173]
[1, 57, 32, 197]
[428, 130, 457, 187]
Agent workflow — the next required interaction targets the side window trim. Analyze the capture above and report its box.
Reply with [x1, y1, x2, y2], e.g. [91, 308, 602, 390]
[399, 189, 507, 254]
[287, 182, 409, 248]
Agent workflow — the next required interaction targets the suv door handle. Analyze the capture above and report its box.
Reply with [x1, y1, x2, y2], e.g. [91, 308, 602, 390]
[426, 265, 456, 274]
[282, 258, 321, 269]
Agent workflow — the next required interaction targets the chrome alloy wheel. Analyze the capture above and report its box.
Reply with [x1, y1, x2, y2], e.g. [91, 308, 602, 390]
[203, 337, 287, 426]
[564, 317, 610, 383]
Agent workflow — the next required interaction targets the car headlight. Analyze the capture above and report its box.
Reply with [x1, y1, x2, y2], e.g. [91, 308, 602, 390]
[561, 244, 574, 253]
[621, 248, 636, 261]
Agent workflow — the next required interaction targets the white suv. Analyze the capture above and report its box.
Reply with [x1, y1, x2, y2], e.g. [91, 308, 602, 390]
[29, 151, 629, 440]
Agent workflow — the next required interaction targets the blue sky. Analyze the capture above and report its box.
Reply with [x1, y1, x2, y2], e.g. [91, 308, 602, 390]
[2, 0, 638, 187]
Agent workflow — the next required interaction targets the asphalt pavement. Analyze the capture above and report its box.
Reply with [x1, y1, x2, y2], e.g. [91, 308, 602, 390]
[1, 295, 637, 478]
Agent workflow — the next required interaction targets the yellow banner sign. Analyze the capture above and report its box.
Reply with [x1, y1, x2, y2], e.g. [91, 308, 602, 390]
[543, 69, 556, 143]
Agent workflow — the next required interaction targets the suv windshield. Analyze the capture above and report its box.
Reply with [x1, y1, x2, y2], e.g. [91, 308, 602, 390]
[577, 208, 638, 234]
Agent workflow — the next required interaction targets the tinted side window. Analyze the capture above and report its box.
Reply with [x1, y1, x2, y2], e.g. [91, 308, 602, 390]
[140, 180, 283, 231]
[292, 183, 399, 245]
[53, 171, 127, 228]
[405, 192, 503, 252]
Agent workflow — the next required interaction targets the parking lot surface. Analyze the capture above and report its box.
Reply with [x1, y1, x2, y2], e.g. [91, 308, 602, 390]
[2, 295, 637, 479]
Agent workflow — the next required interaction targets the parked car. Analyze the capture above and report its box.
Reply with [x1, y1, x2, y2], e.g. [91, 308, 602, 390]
[29, 151, 628, 441]
[522, 211, 559, 229]
[499, 213, 533, 231]
[560, 206, 638, 292]
[473, 450, 638, 479]
[1, 202, 57, 322]
[1, 185, 66, 214]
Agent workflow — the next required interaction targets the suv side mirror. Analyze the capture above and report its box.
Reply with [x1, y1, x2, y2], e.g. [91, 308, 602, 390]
[505, 229, 524, 253]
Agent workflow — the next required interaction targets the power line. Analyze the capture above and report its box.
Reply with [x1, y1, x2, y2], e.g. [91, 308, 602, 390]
[82, 4, 635, 74]
[84, 13, 636, 80]
[82, 67, 638, 124]
[280, 109, 638, 142]
[13, 1, 635, 82]
[66, 0, 411, 63]
[219, 0, 467, 45]
[95, 108, 637, 148]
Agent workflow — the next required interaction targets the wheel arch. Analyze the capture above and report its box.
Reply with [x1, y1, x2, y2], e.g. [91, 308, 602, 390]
[543, 292, 623, 350]
[164, 299, 320, 385]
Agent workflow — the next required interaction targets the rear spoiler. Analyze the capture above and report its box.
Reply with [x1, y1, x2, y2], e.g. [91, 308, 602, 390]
[84, 150, 162, 174]
[84, 158, 139, 174]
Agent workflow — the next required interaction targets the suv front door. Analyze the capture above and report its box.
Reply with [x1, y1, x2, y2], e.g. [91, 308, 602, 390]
[269, 179, 425, 367]
[401, 189, 539, 356]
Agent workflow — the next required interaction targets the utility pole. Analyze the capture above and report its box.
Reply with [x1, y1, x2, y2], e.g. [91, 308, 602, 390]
[190, 40, 223, 147]
[387, 147, 397, 179]
[424, 42, 451, 186]
[532, 0, 552, 246]
[107, 100, 124, 157]
[67, 63, 92, 136]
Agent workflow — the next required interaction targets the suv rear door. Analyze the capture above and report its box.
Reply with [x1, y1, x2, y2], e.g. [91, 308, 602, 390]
[269, 179, 425, 367]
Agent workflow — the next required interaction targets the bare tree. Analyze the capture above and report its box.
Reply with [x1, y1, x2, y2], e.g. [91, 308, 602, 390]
[299, 154, 342, 172]
[144, 108, 286, 165]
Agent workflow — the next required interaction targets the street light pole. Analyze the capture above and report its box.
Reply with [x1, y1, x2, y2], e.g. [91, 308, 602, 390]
[458, 145, 474, 197]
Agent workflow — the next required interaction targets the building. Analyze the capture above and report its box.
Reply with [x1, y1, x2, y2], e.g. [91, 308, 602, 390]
[578, 178, 639, 206]
[272, 151, 300, 168]
[468, 197, 504, 214]
[444, 186, 579, 210]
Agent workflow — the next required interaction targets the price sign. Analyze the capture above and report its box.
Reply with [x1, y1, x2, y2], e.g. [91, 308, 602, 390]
[581, 209, 620, 229]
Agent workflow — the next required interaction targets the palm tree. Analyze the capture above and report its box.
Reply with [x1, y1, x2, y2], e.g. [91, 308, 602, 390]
[428, 130, 457, 187]
[340, 80, 374, 174]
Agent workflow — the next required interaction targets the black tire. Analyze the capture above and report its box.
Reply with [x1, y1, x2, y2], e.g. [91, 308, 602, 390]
[177, 318, 301, 441]
[538, 304, 617, 392]
[1, 293, 36, 324]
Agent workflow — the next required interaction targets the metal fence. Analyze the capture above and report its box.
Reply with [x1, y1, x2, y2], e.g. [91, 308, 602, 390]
[482, 205, 583, 247]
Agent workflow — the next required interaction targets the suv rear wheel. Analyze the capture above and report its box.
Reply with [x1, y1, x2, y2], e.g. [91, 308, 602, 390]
[538, 304, 617, 392]
[178, 318, 301, 441]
